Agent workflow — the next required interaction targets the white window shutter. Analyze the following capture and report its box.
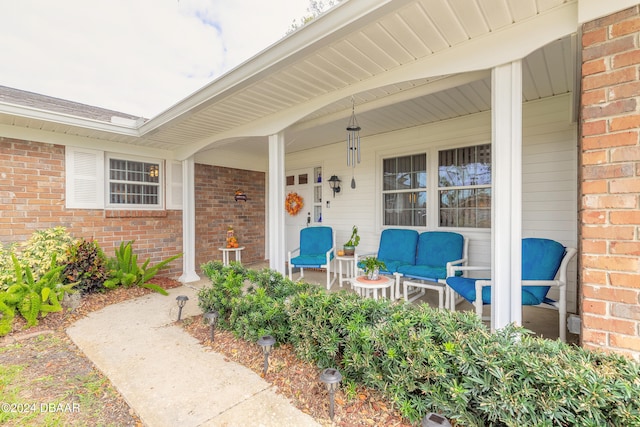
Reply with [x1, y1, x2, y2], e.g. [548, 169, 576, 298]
[65, 147, 104, 209]
[166, 160, 183, 209]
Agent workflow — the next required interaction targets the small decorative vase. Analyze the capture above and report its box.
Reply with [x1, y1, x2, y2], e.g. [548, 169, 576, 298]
[367, 267, 379, 281]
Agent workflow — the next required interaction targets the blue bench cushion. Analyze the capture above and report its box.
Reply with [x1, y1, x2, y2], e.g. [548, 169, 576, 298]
[399, 231, 464, 280]
[375, 229, 419, 273]
[415, 231, 464, 266]
[397, 264, 447, 281]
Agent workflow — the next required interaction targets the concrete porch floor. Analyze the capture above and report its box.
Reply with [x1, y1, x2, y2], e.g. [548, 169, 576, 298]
[246, 263, 579, 345]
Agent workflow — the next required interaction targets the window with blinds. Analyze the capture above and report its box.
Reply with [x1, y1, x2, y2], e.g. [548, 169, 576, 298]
[382, 153, 427, 226]
[438, 144, 491, 228]
[108, 158, 161, 206]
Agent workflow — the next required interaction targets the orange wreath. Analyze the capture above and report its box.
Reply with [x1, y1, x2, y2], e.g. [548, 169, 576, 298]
[285, 192, 304, 216]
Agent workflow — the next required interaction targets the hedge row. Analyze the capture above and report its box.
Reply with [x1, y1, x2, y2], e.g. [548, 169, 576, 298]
[198, 262, 640, 426]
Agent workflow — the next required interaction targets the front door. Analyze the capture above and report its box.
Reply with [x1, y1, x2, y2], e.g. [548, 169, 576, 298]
[285, 167, 321, 254]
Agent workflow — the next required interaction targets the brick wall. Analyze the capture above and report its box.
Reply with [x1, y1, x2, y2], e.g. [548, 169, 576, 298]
[194, 163, 266, 269]
[0, 138, 266, 280]
[581, 6, 640, 359]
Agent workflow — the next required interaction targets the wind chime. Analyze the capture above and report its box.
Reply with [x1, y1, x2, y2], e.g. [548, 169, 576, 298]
[346, 96, 361, 188]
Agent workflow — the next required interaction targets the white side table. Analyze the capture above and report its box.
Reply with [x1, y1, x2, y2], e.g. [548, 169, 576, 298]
[351, 275, 394, 300]
[218, 246, 245, 266]
[335, 254, 357, 287]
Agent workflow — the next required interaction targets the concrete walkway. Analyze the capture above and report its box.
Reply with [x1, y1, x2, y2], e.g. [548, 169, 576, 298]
[66, 282, 320, 427]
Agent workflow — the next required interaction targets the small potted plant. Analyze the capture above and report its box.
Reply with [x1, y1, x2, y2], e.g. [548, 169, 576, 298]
[343, 225, 360, 256]
[362, 256, 386, 280]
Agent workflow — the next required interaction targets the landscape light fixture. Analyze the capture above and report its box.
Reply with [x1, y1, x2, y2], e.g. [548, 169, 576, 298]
[175, 295, 189, 321]
[257, 335, 276, 376]
[422, 412, 452, 427]
[319, 367, 342, 421]
[203, 311, 219, 341]
[328, 175, 341, 197]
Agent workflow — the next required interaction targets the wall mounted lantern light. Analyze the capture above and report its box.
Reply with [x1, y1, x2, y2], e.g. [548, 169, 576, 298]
[328, 175, 341, 197]
[234, 189, 248, 202]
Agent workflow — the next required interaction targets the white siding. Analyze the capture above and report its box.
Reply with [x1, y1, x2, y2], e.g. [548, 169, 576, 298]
[285, 93, 578, 312]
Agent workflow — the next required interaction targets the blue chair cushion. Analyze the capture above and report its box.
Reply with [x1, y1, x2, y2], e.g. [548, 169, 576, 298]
[397, 265, 447, 281]
[376, 229, 419, 270]
[521, 238, 565, 304]
[415, 232, 464, 266]
[290, 254, 332, 267]
[299, 226, 333, 256]
[446, 277, 547, 306]
[446, 238, 567, 306]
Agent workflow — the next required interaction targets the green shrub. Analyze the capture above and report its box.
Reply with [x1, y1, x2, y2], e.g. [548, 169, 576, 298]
[198, 264, 640, 426]
[103, 241, 182, 295]
[0, 254, 75, 336]
[62, 238, 109, 294]
[18, 226, 75, 279]
[0, 243, 18, 290]
[198, 261, 248, 329]
[0, 227, 74, 291]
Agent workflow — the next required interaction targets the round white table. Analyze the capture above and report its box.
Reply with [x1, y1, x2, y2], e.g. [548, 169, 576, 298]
[218, 246, 245, 266]
[335, 254, 357, 287]
[350, 275, 394, 300]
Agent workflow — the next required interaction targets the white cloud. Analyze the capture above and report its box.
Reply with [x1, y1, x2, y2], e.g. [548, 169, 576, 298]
[0, 0, 310, 117]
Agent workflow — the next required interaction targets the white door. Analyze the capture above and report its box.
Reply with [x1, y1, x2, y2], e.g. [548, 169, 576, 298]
[285, 167, 321, 254]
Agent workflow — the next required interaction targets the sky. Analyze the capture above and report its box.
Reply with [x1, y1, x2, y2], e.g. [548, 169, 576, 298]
[1, 0, 313, 118]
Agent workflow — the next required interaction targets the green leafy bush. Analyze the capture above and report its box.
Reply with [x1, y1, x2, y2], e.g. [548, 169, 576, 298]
[198, 261, 247, 329]
[199, 264, 640, 426]
[18, 226, 75, 279]
[0, 227, 74, 291]
[103, 241, 182, 295]
[0, 254, 75, 336]
[62, 238, 109, 294]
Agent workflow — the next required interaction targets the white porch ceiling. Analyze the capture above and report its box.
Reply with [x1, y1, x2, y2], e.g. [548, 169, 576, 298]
[0, 0, 577, 160]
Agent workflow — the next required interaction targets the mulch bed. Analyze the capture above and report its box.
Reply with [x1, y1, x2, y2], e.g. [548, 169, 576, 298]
[183, 317, 414, 427]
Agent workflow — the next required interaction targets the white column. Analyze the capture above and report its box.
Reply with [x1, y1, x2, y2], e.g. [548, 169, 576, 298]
[268, 133, 286, 273]
[179, 156, 200, 283]
[491, 61, 523, 330]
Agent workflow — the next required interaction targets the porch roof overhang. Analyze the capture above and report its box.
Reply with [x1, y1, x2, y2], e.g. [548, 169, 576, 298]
[0, 0, 587, 164]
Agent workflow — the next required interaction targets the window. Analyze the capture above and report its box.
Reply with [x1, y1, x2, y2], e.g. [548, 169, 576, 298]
[438, 144, 491, 228]
[108, 158, 161, 207]
[382, 154, 426, 226]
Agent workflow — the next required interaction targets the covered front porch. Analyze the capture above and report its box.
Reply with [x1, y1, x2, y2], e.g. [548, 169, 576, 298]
[173, 0, 582, 337]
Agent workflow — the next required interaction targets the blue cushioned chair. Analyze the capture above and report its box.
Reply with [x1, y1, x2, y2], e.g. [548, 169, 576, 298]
[399, 231, 467, 308]
[356, 228, 419, 293]
[288, 226, 336, 290]
[445, 238, 577, 342]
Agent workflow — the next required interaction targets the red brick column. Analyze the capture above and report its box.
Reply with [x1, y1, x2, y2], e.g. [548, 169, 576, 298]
[581, 6, 640, 359]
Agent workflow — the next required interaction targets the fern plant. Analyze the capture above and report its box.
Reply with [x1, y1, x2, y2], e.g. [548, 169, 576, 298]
[0, 253, 76, 335]
[104, 241, 181, 295]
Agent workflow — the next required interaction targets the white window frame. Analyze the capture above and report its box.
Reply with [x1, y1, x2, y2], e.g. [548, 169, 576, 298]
[376, 141, 492, 232]
[105, 153, 164, 210]
[381, 153, 427, 228]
